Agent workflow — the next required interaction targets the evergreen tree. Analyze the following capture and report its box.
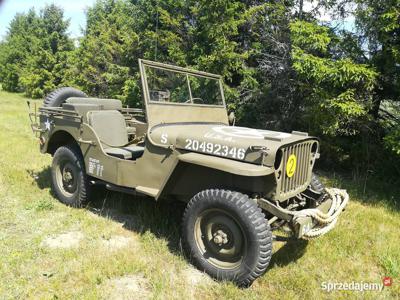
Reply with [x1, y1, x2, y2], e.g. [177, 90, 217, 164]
[0, 5, 74, 98]
[72, 0, 134, 100]
[20, 4, 74, 98]
[354, 0, 400, 159]
[0, 10, 40, 92]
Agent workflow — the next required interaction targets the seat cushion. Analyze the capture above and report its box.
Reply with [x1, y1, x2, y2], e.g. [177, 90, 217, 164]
[88, 110, 128, 147]
[123, 146, 145, 159]
[105, 146, 145, 160]
[62, 103, 101, 122]
[66, 97, 122, 110]
[62, 103, 101, 111]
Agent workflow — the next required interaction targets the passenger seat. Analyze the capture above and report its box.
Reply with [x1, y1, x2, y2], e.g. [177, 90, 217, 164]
[88, 110, 144, 160]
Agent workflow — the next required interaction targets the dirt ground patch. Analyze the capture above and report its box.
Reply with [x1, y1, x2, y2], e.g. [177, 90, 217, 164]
[101, 235, 137, 250]
[102, 274, 152, 300]
[182, 266, 213, 287]
[41, 231, 84, 249]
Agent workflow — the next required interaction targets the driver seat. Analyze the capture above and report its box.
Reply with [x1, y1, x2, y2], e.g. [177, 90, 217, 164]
[88, 110, 144, 160]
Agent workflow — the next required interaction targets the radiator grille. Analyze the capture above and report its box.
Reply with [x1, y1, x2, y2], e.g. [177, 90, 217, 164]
[278, 141, 315, 199]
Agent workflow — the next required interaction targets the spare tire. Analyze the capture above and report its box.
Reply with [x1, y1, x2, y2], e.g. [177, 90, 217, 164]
[43, 87, 87, 107]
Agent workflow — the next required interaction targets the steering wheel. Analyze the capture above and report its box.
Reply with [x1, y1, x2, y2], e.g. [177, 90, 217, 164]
[184, 98, 204, 104]
[192, 98, 204, 103]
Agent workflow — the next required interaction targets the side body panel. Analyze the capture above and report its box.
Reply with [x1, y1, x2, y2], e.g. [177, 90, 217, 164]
[41, 112, 280, 202]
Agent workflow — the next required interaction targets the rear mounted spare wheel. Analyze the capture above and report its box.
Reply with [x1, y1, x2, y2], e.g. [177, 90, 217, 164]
[181, 189, 272, 287]
[43, 87, 87, 107]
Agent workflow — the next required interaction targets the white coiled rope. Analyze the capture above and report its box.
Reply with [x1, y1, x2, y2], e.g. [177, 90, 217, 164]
[282, 188, 349, 239]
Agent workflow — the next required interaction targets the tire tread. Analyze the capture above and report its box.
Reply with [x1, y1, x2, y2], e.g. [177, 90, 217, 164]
[51, 144, 89, 207]
[182, 189, 272, 287]
[43, 87, 87, 107]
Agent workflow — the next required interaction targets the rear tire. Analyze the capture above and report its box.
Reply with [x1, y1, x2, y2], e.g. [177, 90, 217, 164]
[51, 145, 90, 207]
[181, 189, 272, 287]
[43, 87, 87, 107]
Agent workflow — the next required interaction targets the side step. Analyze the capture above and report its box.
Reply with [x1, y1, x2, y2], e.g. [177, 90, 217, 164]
[105, 183, 137, 196]
[90, 180, 159, 198]
[135, 186, 159, 197]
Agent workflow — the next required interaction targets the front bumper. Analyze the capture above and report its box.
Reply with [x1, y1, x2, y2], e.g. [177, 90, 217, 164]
[292, 188, 349, 239]
[293, 197, 332, 238]
[258, 188, 349, 239]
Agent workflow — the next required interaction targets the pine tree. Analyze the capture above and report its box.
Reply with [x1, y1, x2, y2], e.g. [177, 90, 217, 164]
[0, 5, 74, 98]
[20, 4, 74, 98]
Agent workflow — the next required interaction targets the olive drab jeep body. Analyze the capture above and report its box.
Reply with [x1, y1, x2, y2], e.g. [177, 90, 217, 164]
[28, 59, 348, 287]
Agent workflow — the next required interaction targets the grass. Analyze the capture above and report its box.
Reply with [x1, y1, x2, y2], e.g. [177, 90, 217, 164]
[0, 90, 399, 299]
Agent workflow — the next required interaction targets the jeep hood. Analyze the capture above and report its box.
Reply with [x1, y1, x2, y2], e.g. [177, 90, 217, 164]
[149, 123, 318, 167]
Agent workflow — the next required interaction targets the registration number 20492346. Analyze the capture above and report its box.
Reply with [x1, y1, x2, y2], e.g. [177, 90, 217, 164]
[184, 139, 246, 160]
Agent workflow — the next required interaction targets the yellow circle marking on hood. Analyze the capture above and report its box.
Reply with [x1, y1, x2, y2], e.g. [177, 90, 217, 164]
[286, 154, 297, 178]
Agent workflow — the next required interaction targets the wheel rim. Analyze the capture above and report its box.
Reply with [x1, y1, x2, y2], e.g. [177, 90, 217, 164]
[194, 208, 246, 269]
[55, 160, 78, 197]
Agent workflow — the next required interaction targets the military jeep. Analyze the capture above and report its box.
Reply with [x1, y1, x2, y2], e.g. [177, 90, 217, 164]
[29, 59, 348, 286]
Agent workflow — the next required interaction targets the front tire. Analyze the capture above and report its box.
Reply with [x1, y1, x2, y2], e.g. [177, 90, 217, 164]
[51, 145, 89, 207]
[310, 173, 325, 194]
[182, 189, 272, 287]
[302, 173, 327, 204]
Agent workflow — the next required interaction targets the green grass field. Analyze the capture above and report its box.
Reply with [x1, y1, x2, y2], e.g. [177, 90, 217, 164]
[0, 90, 399, 299]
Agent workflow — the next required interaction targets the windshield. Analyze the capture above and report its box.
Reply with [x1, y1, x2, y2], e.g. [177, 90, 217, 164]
[144, 65, 224, 106]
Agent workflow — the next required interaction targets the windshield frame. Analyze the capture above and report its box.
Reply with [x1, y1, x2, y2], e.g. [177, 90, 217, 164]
[140, 59, 227, 109]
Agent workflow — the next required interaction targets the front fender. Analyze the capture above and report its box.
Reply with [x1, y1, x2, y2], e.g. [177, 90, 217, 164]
[178, 152, 274, 176]
[155, 152, 275, 201]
